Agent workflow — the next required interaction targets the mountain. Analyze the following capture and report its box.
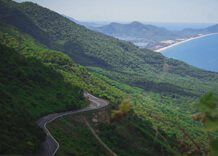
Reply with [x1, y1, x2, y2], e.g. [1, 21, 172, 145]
[181, 24, 218, 35]
[94, 21, 218, 39]
[206, 24, 218, 33]
[62, 14, 109, 28]
[0, 32, 84, 154]
[0, 23, 129, 155]
[1, 0, 216, 89]
[0, 20, 177, 156]
[92, 21, 218, 49]
[93, 21, 177, 40]
[0, 0, 218, 155]
[61, 14, 80, 23]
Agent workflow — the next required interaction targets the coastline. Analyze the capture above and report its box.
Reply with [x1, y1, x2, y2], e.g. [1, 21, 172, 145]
[155, 33, 218, 52]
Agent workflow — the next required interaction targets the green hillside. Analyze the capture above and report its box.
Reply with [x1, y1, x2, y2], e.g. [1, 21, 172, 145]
[48, 107, 178, 156]
[0, 23, 116, 154]
[0, 0, 218, 155]
[0, 44, 84, 154]
[0, 23, 180, 156]
[0, 23, 131, 105]
[2, 0, 218, 134]
[1, 0, 217, 97]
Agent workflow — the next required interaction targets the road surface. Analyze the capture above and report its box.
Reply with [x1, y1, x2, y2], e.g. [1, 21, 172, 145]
[37, 93, 109, 156]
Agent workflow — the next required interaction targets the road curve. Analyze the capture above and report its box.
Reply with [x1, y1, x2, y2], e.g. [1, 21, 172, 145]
[37, 93, 109, 156]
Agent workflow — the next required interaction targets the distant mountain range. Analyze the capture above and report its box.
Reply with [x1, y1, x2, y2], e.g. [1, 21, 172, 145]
[181, 24, 218, 34]
[207, 24, 218, 32]
[93, 21, 218, 40]
[63, 15, 218, 43]
[93, 21, 178, 40]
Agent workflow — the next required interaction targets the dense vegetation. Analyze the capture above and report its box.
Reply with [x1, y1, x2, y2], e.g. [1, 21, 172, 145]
[10, 1, 218, 91]
[0, 44, 85, 154]
[1, 0, 217, 97]
[0, 23, 126, 102]
[48, 114, 110, 156]
[0, 23, 132, 155]
[0, 0, 218, 155]
[191, 92, 218, 155]
[0, 23, 180, 155]
[48, 105, 178, 156]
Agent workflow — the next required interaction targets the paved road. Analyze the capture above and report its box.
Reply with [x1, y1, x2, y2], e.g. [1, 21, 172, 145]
[37, 93, 109, 156]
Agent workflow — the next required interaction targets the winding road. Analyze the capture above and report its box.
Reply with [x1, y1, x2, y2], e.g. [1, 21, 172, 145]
[37, 93, 109, 156]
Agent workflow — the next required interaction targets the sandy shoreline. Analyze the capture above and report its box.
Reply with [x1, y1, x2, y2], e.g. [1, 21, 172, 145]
[155, 33, 218, 52]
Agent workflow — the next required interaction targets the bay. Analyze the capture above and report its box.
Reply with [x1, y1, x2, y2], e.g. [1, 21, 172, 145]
[161, 34, 218, 72]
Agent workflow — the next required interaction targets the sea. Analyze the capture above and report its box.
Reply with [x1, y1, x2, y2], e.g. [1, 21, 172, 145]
[90, 21, 218, 72]
[161, 34, 218, 72]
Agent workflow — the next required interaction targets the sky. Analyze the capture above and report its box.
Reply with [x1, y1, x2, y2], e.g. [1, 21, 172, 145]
[14, 0, 218, 23]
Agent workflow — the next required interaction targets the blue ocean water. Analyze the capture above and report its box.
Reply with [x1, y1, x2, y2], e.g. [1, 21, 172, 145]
[161, 34, 218, 72]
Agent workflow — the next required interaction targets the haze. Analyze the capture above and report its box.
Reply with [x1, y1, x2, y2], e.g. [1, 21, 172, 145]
[14, 0, 218, 23]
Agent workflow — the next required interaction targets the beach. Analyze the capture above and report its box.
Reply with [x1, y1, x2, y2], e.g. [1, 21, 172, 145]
[155, 33, 218, 52]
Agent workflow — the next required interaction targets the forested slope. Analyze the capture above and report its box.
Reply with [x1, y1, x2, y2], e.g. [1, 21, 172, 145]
[1, 0, 217, 98]
[0, 24, 125, 155]
[0, 0, 218, 155]
[0, 44, 84, 154]
[0, 23, 181, 156]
